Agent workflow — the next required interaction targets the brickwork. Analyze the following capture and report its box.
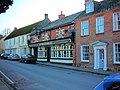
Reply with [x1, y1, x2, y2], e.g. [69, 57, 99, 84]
[75, 8, 120, 70]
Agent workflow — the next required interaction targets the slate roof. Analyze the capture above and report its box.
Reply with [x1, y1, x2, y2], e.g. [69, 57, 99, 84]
[30, 17, 51, 35]
[42, 11, 83, 31]
[77, 0, 120, 19]
[5, 21, 41, 40]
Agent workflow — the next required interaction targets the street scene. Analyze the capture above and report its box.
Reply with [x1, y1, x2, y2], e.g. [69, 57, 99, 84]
[0, 0, 120, 90]
[0, 60, 105, 90]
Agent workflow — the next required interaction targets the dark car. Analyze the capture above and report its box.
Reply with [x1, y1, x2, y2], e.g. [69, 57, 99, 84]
[8, 54, 20, 61]
[0, 53, 10, 59]
[19, 54, 37, 64]
[94, 73, 120, 90]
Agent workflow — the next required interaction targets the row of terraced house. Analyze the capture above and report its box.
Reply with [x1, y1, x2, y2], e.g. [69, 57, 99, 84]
[4, 0, 120, 71]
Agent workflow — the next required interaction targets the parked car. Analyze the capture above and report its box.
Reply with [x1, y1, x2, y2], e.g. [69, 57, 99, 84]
[0, 53, 10, 59]
[94, 73, 120, 90]
[19, 54, 37, 64]
[8, 54, 20, 61]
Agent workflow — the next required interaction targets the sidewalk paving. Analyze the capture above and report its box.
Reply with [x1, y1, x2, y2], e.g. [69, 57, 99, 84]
[37, 62, 119, 76]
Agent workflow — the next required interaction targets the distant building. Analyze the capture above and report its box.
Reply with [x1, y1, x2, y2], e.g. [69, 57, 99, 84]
[0, 34, 4, 53]
[4, 14, 50, 56]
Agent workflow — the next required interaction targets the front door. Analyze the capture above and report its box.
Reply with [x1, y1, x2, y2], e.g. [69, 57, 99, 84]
[47, 47, 51, 62]
[34, 47, 38, 58]
[94, 46, 107, 70]
[98, 49, 104, 69]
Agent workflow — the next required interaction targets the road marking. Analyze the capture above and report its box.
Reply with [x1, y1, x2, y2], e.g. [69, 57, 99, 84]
[0, 70, 14, 84]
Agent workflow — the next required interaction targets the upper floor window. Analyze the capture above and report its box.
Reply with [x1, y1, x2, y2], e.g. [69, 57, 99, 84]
[86, 2, 94, 13]
[113, 12, 120, 31]
[81, 20, 89, 36]
[96, 16, 104, 34]
[22, 36, 24, 44]
[113, 43, 120, 64]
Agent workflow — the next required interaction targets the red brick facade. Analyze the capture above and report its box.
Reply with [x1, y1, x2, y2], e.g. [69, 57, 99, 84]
[75, 8, 120, 71]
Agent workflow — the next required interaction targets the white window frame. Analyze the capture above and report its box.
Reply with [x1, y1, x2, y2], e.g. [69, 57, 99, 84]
[81, 20, 89, 36]
[113, 12, 120, 31]
[86, 2, 94, 13]
[51, 44, 72, 58]
[96, 16, 104, 34]
[113, 42, 120, 64]
[38, 46, 47, 58]
[81, 45, 90, 62]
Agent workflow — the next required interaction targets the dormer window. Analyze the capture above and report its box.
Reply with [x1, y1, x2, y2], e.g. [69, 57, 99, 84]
[85, 0, 94, 13]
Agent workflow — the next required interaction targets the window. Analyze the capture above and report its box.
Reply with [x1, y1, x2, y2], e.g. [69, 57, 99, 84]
[81, 20, 89, 36]
[113, 12, 120, 31]
[22, 36, 24, 44]
[113, 43, 120, 64]
[51, 44, 72, 58]
[81, 45, 90, 62]
[38, 46, 47, 58]
[86, 2, 94, 13]
[96, 16, 104, 34]
[14, 38, 15, 45]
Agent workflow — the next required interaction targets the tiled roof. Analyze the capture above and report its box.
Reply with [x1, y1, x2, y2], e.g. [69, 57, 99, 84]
[30, 18, 51, 35]
[42, 11, 83, 31]
[5, 21, 41, 40]
[77, 0, 120, 19]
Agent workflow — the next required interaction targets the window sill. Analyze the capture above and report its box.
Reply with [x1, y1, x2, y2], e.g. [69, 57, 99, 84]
[96, 32, 104, 35]
[114, 62, 120, 64]
[81, 60, 89, 63]
[81, 35, 89, 37]
[113, 30, 120, 32]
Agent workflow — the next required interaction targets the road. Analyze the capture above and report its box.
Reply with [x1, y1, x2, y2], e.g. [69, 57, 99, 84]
[0, 60, 105, 90]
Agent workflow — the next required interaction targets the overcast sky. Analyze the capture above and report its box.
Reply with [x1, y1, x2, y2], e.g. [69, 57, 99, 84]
[0, 0, 102, 34]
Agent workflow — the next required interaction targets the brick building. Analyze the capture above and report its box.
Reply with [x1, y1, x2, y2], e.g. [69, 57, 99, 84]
[29, 12, 82, 64]
[75, 0, 120, 71]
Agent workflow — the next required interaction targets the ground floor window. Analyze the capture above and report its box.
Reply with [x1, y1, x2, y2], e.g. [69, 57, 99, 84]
[38, 46, 47, 58]
[114, 43, 120, 64]
[81, 45, 90, 62]
[51, 44, 73, 58]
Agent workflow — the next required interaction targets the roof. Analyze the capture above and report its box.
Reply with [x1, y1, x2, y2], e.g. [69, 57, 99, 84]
[30, 17, 51, 35]
[5, 21, 41, 40]
[42, 11, 83, 31]
[77, 0, 120, 19]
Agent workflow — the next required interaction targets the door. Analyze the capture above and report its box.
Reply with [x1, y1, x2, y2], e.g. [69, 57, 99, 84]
[34, 47, 38, 58]
[98, 49, 104, 69]
[47, 47, 51, 62]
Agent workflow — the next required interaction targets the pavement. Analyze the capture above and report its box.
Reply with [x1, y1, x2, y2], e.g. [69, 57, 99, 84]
[37, 62, 119, 76]
[0, 61, 119, 90]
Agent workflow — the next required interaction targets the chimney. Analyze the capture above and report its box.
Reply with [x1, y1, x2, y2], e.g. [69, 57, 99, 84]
[45, 14, 48, 19]
[14, 27, 17, 30]
[58, 11, 65, 19]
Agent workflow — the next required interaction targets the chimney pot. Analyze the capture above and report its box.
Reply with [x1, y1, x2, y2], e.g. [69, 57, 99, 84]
[58, 11, 65, 19]
[45, 14, 48, 19]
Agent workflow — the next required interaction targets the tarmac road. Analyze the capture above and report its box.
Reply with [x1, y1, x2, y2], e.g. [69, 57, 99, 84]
[0, 60, 105, 90]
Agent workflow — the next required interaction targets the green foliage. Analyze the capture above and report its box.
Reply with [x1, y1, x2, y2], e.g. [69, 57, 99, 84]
[0, 0, 13, 14]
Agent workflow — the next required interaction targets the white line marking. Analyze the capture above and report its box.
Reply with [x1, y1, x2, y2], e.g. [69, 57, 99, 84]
[0, 70, 14, 84]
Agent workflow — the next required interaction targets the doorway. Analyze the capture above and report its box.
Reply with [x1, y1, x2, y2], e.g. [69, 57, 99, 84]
[94, 46, 107, 70]
[34, 47, 38, 58]
[47, 47, 51, 62]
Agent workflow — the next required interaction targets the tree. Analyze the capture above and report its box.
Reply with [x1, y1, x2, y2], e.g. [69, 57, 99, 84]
[0, 0, 13, 14]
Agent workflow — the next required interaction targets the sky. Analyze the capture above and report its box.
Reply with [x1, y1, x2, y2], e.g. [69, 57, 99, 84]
[0, 0, 102, 34]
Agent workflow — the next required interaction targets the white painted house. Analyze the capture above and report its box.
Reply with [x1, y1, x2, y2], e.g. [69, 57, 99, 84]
[4, 21, 42, 57]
